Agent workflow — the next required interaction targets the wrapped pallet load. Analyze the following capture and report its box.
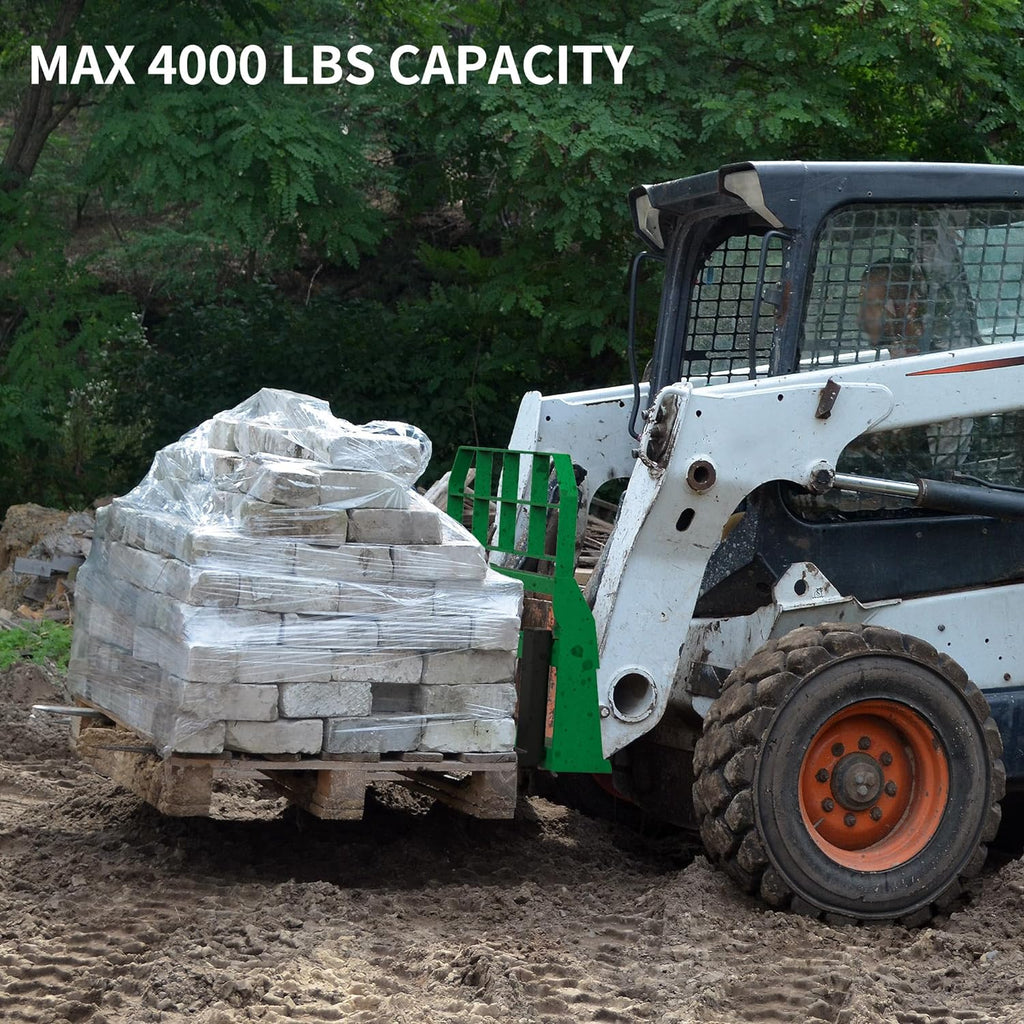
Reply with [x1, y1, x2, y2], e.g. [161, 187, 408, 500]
[68, 389, 523, 759]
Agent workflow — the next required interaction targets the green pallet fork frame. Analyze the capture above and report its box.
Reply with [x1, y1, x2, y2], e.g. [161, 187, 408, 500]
[448, 447, 609, 774]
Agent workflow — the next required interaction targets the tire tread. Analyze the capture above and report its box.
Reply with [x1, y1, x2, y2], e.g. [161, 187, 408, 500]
[692, 621, 1003, 926]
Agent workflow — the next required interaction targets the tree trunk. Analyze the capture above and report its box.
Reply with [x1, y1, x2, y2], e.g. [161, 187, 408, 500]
[1, 0, 86, 192]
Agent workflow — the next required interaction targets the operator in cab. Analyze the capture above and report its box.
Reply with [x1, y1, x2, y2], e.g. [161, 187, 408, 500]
[849, 257, 970, 478]
[857, 258, 924, 359]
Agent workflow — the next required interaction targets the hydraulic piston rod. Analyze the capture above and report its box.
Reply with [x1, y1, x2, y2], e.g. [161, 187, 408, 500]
[832, 472, 1024, 521]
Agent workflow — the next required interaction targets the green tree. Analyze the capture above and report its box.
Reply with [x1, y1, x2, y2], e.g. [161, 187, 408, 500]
[5, 0, 1024, 511]
[643, 0, 1024, 162]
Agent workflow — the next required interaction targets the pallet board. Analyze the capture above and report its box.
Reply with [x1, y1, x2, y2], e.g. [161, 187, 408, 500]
[71, 713, 518, 820]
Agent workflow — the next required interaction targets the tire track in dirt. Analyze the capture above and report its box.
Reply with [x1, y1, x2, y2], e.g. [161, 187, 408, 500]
[1, 668, 1023, 1023]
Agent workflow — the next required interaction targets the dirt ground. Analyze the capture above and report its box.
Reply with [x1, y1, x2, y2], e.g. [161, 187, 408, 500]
[1, 666, 1023, 1024]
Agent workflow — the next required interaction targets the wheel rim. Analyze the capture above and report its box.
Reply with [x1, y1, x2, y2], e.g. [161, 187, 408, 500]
[797, 699, 950, 871]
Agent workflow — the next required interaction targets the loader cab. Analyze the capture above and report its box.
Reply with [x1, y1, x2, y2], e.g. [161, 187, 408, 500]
[632, 161, 1024, 661]
[633, 161, 1024, 400]
[631, 166, 791, 395]
[633, 162, 1024, 520]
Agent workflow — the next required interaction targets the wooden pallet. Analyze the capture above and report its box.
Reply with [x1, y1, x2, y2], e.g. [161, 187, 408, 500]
[71, 714, 519, 821]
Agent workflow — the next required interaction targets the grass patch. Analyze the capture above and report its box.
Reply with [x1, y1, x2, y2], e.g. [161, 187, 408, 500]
[0, 622, 73, 673]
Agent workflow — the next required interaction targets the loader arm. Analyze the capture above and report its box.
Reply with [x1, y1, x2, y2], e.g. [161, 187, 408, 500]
[506, 382, 648, 518]
[592, 341, 1024, 758]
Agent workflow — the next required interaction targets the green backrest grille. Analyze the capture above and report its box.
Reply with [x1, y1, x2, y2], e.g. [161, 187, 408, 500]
[448, 446, 609, 774]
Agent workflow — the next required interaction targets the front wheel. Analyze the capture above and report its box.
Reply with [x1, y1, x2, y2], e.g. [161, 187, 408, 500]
[692, 623, 1005, 925]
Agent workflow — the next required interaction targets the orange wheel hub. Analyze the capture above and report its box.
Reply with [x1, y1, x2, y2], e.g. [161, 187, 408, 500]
[798, 699, 949, 870]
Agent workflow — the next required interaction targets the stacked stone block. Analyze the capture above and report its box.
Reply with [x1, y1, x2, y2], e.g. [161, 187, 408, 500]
[68, 390, 522, 758]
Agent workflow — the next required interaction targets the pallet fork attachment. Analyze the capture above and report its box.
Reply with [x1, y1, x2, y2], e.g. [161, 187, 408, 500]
[448, 447, 609, 774]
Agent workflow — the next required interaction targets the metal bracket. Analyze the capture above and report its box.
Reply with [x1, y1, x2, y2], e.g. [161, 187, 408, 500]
[815, 378, 842, 419]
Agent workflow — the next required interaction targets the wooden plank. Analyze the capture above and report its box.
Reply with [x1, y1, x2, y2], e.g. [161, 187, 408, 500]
[260, 769, 368, 820]
[72, 716, 519, 820]
[310, 770, 368, 819]
[458, 751, 517, 764]
[73, 718, 213, 817]
[398, 765, 518, 819]
[168, 754, 513, 774]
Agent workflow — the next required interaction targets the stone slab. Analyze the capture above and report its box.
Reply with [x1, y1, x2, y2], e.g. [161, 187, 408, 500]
[179, 681, 278, 722]
[170, 722, 227, 755]
[323, 715, 424, 754]
[234, 647, 336, 684]
[318, 469, 411, 509]
[243, 462, 323, 508]
[334, 581, 433, 617]
[293, 542, 393, 582]
[433, 574, 524, 618]
[390, 543, 487, 582]
[225, 718, 324, 755]
[208, 415, 238, 451]
[277, 614, 379, 652]
[346, 508, 442, 545]
[471, 615, 522, 652]
[419, 717, 516, 753]
[279, 681, 372, 718]
[418, 683, 517, 718]
[236, 574, 341, 613]
[240, 502, 349, 542]
[376, 612, 475, 651]
[332, 652, 424, 684]
[132, 628, 240, 684]
[420, 650, 517, 686]
[184, 531, 297, 572]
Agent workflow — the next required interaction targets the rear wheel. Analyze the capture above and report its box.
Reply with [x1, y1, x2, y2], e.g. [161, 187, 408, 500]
[692, 623, 1005, 924]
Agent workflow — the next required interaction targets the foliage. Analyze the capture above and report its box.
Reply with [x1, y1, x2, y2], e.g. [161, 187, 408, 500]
[4, 0, 1024, 509]
[0, 621, 73, 672]
[82, 74, 385, 271]
[643, 0, 1024, 163]
[0, 183, 139, 508]
[141, 284, 538, 479]
[56, 313, 155, 501]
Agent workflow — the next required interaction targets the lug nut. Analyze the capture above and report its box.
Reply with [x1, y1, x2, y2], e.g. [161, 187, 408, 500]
[831, 743, 845, 757]
[822, 798, 835, 812]
[856, 785, 869, 798]
[884, 781, 898, 797]
[858, 736, 872, 750]
[880, 752, 893, 766]
[844, 813, 857, 827]
[870, 806, 883, 821]
[816, 768, 830, 783]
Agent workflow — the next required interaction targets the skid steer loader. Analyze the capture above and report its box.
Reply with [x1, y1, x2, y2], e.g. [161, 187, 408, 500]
[448, 161, 1024, 925]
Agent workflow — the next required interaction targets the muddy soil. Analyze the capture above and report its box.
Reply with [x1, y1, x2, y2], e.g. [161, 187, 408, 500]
[0, 665, 1022, 1024]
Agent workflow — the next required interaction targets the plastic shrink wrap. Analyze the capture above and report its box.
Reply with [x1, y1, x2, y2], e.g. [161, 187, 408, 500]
[68, 389, 523, 758]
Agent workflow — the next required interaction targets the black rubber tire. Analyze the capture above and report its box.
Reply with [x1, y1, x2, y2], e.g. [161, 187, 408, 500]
[692, 622, 1005, 925]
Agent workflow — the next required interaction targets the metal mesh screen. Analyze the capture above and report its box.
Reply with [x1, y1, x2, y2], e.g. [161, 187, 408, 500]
[792, 409, 1024, 516]
[793, 201, 1024, 516]
[803, 203, 1024, 368]
[683, 234, 781, 384]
